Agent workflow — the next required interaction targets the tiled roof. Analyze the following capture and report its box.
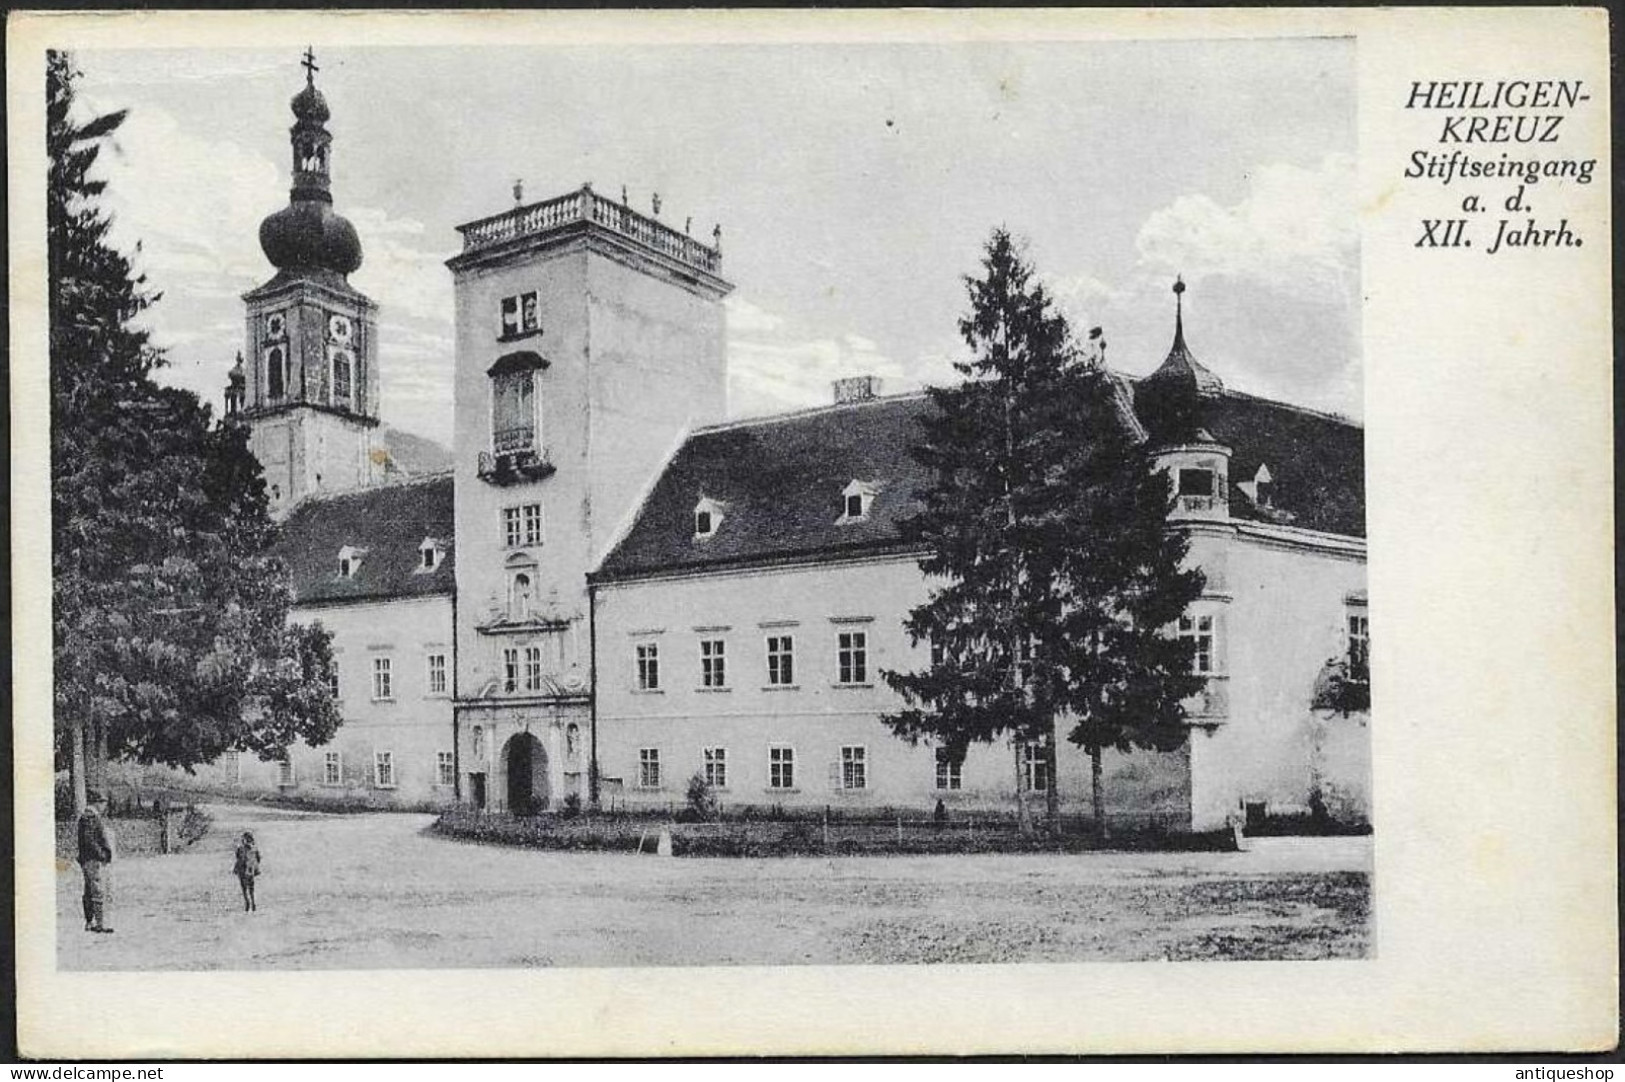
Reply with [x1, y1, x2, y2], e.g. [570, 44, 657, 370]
[594, 380, 1365, 582]
[594, 395, 938, 580]
[1203, 392, 1365, 537]
[272, 473, 455, 605]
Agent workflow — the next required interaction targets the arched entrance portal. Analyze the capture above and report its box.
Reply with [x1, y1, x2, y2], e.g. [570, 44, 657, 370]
[503, 732, 549, 815]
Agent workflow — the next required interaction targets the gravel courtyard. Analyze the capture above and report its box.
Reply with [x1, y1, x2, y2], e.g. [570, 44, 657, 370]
[58, 803, 1371, 969]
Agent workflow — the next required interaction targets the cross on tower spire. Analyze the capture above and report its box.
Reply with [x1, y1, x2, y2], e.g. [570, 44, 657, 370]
[301, 46, 319, 84]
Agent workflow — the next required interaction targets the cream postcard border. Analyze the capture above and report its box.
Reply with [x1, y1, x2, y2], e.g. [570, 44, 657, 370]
[9, 7, 1616, 1058]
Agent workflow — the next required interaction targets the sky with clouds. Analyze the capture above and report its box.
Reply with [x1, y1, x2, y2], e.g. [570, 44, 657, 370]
[75, 39, 1358, 447]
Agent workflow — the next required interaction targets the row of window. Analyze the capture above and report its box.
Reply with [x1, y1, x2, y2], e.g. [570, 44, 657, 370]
[228, 750, 457, 789]
[635, 745, 863, 791]
[630, 744, 1034, 793]
[627, 607, 1365, 693]
[332, 653, 449, 702]
[633, 628, 871, 692]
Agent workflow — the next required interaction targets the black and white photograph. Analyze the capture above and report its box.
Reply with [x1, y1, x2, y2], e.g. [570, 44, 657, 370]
[11, 7, 1613, 1060]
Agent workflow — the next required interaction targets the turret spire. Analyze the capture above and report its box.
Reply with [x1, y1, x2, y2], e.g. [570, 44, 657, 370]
[1172, 275, 1187, 351]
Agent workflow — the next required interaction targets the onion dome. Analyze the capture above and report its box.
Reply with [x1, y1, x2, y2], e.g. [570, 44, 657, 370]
[259, 200, 363, 275]
[290, 81, 330, 124]
[257, 50, 363, 277]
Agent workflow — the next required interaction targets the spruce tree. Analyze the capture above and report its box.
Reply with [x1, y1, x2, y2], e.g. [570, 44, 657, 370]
[49, 52, 341, 810]
[882, 229, 1206, 832]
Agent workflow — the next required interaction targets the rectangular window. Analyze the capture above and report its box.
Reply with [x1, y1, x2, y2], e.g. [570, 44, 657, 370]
[837, 630, 869, 684]
[700, 639, 727, 688]
[523, 646, 542, 692]
[372, 656, 393, 700]
[704, 747, 728, 789]
[638, 748, 661, 789]
[1178, 614, 1215, 675]
[522, 503, 543, 546]
[223, 750, 242, 783]
[636, 642, 660, 691]
[1022, 743, 1050, 793]
[323, 751, 342, 786]
[277, 755, 296, 788]
[1347, 612, 1370, 670]
[499, 291, 540, 338]
[766, 634, 795, 686]
[374, 751, 395, 789]
[426, 653, 447, 696]
[503, 647, 520, 694]
[437, 751, 456, 787]
[841, 746, 867, 790]
[502, 506, 522, 548]
[1178, 467, 1216, 497]
[769, 746, 796, 790]
[492, 371, 536, 454]
[935, 747, 962, 791]
[327, 663, 340, 700]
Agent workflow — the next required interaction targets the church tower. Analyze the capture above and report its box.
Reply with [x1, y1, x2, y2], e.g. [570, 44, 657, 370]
[239, 50, 380, 517]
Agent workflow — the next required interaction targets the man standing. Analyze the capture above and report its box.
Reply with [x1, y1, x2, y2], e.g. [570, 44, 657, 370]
[76, 791, 114, 934]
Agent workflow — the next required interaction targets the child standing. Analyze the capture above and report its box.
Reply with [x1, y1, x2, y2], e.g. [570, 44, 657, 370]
[232, 831, 261, 912]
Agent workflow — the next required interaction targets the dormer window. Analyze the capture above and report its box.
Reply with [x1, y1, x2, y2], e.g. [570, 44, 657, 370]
[1238, 463, 1274, 507]
[418, 538, 444, 573]
[694, 497, 725, 539]
[837, 480, 879, 525]
[337, 545, 367, 579]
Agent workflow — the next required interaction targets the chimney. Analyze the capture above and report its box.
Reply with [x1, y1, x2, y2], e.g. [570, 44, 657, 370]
[833, 375, 880, 405]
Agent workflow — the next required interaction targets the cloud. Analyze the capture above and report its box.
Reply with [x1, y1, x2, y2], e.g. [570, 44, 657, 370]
[82, 100, 461, 440]
[724, 297, 910, 418]
[1134, 153, 1357, 304]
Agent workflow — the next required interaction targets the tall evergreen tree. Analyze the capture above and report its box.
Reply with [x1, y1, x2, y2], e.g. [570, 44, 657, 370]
[49, 52, 340, 811]
[882, 230, 1206, 832]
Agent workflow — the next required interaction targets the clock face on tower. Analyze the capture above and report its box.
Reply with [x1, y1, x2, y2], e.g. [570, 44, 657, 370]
[265, 312, 286, 339]
[328, 314, 353, 343]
